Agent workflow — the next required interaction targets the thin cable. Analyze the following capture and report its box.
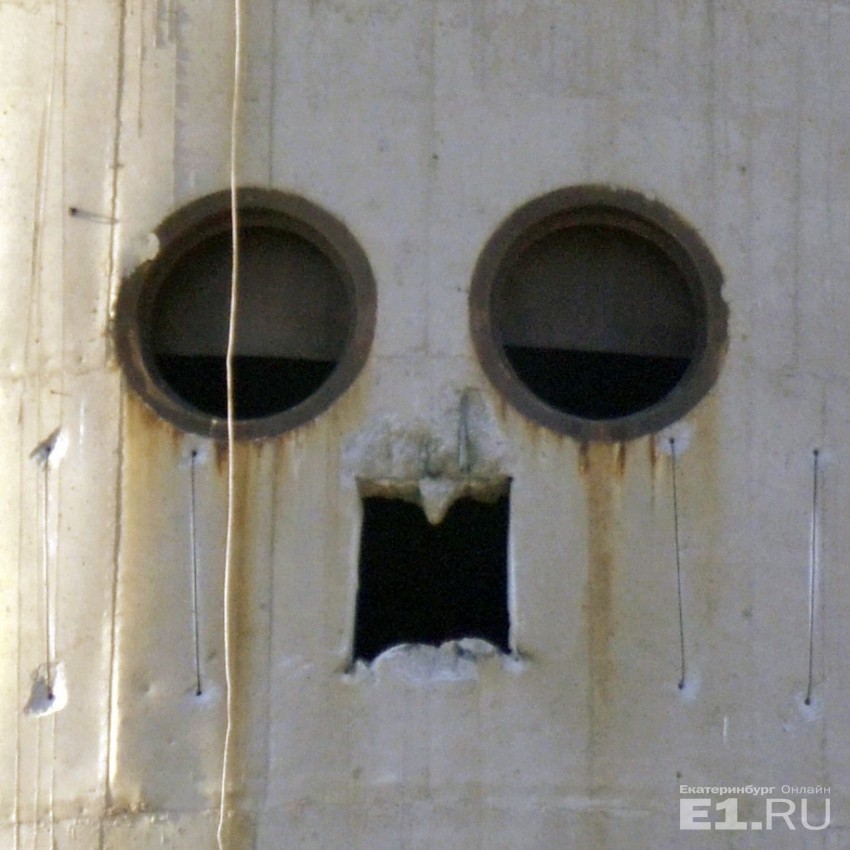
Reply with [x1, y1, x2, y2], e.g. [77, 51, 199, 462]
[805, 448, 820, 706]
[14, 430, 23, 850]
[33, 723, 42, 850]
[41, 462, 54, 701]
[217, 0, 241, 844]
[25, 1, 60, 843]
[670, 438, 686, 690]
[190, 450, 202, 697]
[48, 713, 56, 850]
[33, 0, 60, 706]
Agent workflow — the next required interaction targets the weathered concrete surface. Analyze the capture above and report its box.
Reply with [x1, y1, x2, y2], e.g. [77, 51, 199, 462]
[2, 0, 849, 847]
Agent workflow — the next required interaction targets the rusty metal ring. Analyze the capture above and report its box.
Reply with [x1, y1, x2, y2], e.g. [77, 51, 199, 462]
[469, 186, 728, 442]
[114, 188, 376, 440]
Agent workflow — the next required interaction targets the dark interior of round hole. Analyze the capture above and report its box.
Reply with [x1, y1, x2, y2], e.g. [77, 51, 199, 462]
[495, 224, 697, 419]
[150, 226, 351, 419]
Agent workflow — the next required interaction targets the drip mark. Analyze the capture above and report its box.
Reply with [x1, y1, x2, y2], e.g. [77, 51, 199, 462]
[805, 448, 820, 706]
[670, 438, 686, 691]
[189, 450, 202, 696]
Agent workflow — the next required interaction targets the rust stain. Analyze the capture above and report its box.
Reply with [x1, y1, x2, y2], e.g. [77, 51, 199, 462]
[118, 368, 370, 811]
[614, 441, 627, 477]
[122, 388, 311, 813]
[208, 398, 328, 473]
[648, 433, 659, 477]
[582, 442, 622, 815]
[127, 391, 183, 448]
[510, 410, 543, 452]
[588, 548, 615, 708]
[578, 441, 590, 477]
[220, 441, 272, 807]
[230, 444, 251, 632]
[647, 434, 661, 508]
[213, 437, 229, 474]
[584, 442, 619, 709]
[230, 443, 258, 771]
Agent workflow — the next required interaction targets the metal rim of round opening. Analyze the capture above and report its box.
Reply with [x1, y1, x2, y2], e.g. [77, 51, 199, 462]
[115, 188, 377, 440]
[469, 186, 728, 442]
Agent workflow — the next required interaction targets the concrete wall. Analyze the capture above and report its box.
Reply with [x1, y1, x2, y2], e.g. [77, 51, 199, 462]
[1, 0, 849, 847]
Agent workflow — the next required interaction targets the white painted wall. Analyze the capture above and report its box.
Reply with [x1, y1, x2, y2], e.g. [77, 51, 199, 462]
[1, 1, 849, 847]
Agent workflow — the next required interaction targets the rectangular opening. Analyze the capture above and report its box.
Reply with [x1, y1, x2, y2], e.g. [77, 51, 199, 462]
[353, 492, 511, 662]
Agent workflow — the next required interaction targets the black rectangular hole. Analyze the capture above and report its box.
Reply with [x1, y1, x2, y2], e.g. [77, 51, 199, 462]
[353, 492, 510, 662]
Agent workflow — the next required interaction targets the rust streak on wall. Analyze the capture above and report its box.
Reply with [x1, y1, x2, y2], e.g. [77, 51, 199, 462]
[578, 441, 591, 478]
[648, 432, 659, 477]
[228, 442, 261, 808]
[213, 437, 230, 474]
[614, 441, 627, 478]
[582, 441, 622, 826]
[127, 390, 184, 451]
[584, 443, 619, 711]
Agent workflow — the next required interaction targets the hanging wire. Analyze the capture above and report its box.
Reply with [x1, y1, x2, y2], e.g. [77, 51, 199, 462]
[41, 462, 54, 701]
[670, 438, 686, 690]
[189, 450, 202, 697]
[805, 448, 820, 706]
[48, 708, 56, 850]
[30, 430, 61, 700]
[217, 0, 242, 843]
[29, 428, 61, 850]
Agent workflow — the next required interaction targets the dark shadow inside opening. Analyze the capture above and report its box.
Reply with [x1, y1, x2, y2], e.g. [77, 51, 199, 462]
[155, 354, 336, 419]
[504, 346, 691, 420]
[354, 495, 510, 662]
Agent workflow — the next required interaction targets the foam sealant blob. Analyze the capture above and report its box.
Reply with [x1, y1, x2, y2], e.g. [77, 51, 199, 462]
[345, 638, 522, 686]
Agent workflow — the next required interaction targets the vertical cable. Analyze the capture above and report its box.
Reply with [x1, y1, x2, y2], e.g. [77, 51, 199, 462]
[41, 462, 54, 701]
[190, 450, 202, 697]
[217, 0, 241, 844]
[805, 448, 820, 706]
[31, 432, 60, 700]
[24, 0, 61, 842]
[48, 712, 55, 850]
[670, 438, 686, 690]
[29, 430, 60, 850]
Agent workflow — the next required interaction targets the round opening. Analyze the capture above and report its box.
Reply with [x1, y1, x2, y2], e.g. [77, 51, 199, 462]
[116, 189, 376, 439]
[470, 187, 727, 441]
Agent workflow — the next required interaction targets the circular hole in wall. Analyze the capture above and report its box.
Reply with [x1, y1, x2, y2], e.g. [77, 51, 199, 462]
[470, 187, 727, 442]
[116, 189, 376, 439]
